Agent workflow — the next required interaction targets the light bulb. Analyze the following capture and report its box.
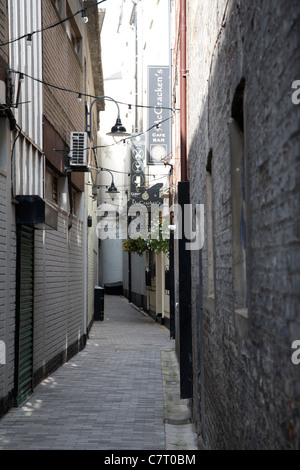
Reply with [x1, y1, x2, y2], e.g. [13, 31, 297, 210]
[81, 11, 88, 23]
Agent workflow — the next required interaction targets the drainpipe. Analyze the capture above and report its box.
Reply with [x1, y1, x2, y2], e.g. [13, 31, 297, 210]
[83, 206, 88, 343]
[180, 0, 187, 181]
[67, 171, 73, 230]
[134, 1, 139, 132]
[178, 0, 193, 399]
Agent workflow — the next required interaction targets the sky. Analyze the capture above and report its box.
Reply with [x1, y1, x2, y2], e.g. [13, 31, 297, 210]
[101, 0, 125, 79]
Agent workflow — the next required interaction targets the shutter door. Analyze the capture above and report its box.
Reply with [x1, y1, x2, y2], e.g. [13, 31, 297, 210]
[16, 226, 34, 405]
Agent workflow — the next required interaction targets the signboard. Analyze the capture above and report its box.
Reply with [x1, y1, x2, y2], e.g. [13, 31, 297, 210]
[130, 134, 163, 207]
[147, 66, 171, 165]
[131, 134, 146, 203]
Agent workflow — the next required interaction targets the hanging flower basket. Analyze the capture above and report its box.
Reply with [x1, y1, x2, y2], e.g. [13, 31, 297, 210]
[123, 219, 170, 256]
[122, 237, 148, 256]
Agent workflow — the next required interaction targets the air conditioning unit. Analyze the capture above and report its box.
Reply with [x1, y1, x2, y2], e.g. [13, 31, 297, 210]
[70, 132, 89, 167]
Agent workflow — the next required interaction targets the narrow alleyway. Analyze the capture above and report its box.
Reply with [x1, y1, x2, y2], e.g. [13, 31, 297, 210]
[0, 295, 198, 451]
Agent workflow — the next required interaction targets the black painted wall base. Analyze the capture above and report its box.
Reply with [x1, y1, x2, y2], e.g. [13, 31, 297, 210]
[0, 391, 14, 420]
[178, 181, 193, 399]
[123, 289, 147, 313]
[123, 291, 171, 332]
[33, 332, 88, 388]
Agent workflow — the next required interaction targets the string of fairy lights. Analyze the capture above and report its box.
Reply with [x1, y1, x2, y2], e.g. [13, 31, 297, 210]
[0, 0, 179, 145]
[0, 63, 178, 115]
[0, 0, 179, 192]
[0, 0, 108, 47]
[0, 61, 178, 160]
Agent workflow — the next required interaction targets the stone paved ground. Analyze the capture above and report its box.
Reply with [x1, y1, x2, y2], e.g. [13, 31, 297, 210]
[0, 295, 199, 451]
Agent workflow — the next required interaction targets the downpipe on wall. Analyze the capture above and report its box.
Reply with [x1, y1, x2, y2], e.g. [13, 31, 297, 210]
[178, 0, 193, 399]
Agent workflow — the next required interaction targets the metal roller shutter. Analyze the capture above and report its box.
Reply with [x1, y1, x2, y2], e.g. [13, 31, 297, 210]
[16, 226, 34, 405]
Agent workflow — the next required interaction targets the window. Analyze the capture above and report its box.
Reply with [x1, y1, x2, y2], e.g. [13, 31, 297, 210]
[229, 78, 248, 318]
[0, 119, 8, 171]
[66, 1, 82, 57]
[149, 250, 156, 283]
[45, 167, 59, 205]
[54, 0, 65, 18]
[71, 188, 77, 216]
[69, 188, 83, 219]
[53, 1, 82, 56]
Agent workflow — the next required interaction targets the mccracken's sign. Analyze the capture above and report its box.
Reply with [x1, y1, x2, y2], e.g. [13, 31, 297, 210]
[147, 66, 171, 165]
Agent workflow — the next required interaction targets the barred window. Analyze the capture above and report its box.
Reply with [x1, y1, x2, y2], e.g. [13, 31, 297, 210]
[45, 167, 59, 206]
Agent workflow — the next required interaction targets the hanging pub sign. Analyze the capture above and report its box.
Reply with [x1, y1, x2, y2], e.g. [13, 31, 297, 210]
[131, 134, 146, 203]
[147, 66, 171, 165]
[130, 134, 163, 207]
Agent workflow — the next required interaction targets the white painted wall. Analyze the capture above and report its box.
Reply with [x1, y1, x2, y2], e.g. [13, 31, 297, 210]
[99, 0, 171, 307]
[97, 1, 133, 287]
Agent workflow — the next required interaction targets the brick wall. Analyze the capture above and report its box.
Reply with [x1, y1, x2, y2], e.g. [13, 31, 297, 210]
[0, 0, 8, 68]
[186, 0, 300, 449]
[0, 0, 8, 97]
[42, 0, 85, 143]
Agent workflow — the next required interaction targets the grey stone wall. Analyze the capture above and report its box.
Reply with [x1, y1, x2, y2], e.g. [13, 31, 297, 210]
[188, 0, 300, 449]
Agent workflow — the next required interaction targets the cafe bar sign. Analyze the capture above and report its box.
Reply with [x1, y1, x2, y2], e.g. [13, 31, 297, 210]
[147, 66, 171, 165]
[130, 134, 163, 206]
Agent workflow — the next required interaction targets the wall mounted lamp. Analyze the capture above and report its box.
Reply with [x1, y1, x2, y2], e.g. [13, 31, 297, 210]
[98, 168, 120, 198]
[106, 181, 119, 195]
[85, 95, 131, 141]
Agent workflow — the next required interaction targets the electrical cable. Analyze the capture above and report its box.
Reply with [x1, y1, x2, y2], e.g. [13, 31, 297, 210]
[0, 63, 179, 113]
[0, 0, 108, 47]
[50, 113, 177, 154]
[91, 113, 178, 151]
[0, 2, 179, 171]
[93, 174, 172, 192]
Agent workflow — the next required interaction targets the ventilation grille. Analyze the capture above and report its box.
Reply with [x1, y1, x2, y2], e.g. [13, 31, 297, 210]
[70, 132, 88, 166]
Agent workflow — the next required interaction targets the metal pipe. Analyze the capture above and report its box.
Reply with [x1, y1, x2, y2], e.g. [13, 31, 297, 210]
[83, 206, 87, 340]
[91, 95, 121, 119]
[180, 0, 187, 181]
[85, 95, 121, 140]
[98, 168, 115, 186]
